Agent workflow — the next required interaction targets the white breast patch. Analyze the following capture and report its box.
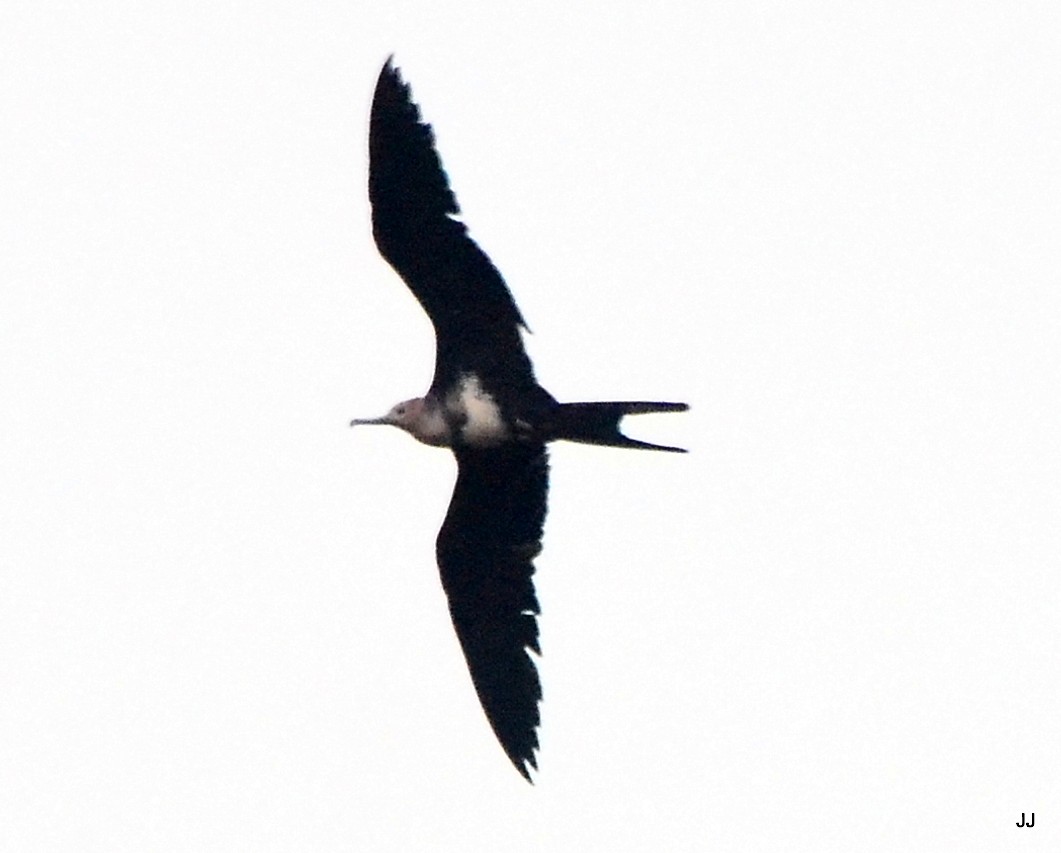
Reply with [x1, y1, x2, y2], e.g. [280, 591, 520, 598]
[449, 374, 509, 446]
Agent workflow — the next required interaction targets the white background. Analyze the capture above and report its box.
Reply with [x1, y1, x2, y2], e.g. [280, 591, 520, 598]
[2, 2, 1059, 850]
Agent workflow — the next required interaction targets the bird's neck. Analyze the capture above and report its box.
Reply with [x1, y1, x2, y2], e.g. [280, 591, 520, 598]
[409, 399, 452, 447]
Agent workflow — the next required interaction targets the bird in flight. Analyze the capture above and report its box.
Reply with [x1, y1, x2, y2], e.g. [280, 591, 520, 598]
[352, 58, 688, 781]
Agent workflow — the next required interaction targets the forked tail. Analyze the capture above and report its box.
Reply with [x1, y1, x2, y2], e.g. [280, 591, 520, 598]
[549, 401, 688, 452]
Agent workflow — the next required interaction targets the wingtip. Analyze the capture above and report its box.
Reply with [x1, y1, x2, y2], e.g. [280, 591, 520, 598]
[498, 704, 541, 784]
[513, 752, 538, 784]
[379, 54, 399, 83]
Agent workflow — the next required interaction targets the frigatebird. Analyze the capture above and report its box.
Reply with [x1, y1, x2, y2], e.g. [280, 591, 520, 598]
[352, 58, 688, 781]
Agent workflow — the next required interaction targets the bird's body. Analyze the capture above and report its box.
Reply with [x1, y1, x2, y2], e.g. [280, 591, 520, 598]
[366, 372, 547, 448]
[352, 58, 687, 781]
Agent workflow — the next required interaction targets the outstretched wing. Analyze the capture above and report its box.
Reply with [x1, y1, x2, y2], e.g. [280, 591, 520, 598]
[368, 58, 537, 395]
[436, 444, 549, 781]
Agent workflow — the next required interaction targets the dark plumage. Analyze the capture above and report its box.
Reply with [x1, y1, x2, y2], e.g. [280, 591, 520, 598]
[352, 58, 688, 780]
[369, 59, 536, 399]
[438, 444, 548, 777]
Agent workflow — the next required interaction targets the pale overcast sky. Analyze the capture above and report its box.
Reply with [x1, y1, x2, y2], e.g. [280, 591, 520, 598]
[2, 2, 1059, 851]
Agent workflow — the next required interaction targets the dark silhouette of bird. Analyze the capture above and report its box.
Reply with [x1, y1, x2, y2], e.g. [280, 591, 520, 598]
[352, 58, 688, 781]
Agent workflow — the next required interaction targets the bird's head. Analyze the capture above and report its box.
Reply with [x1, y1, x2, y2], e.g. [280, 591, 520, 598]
[350, 397, 451, 447]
